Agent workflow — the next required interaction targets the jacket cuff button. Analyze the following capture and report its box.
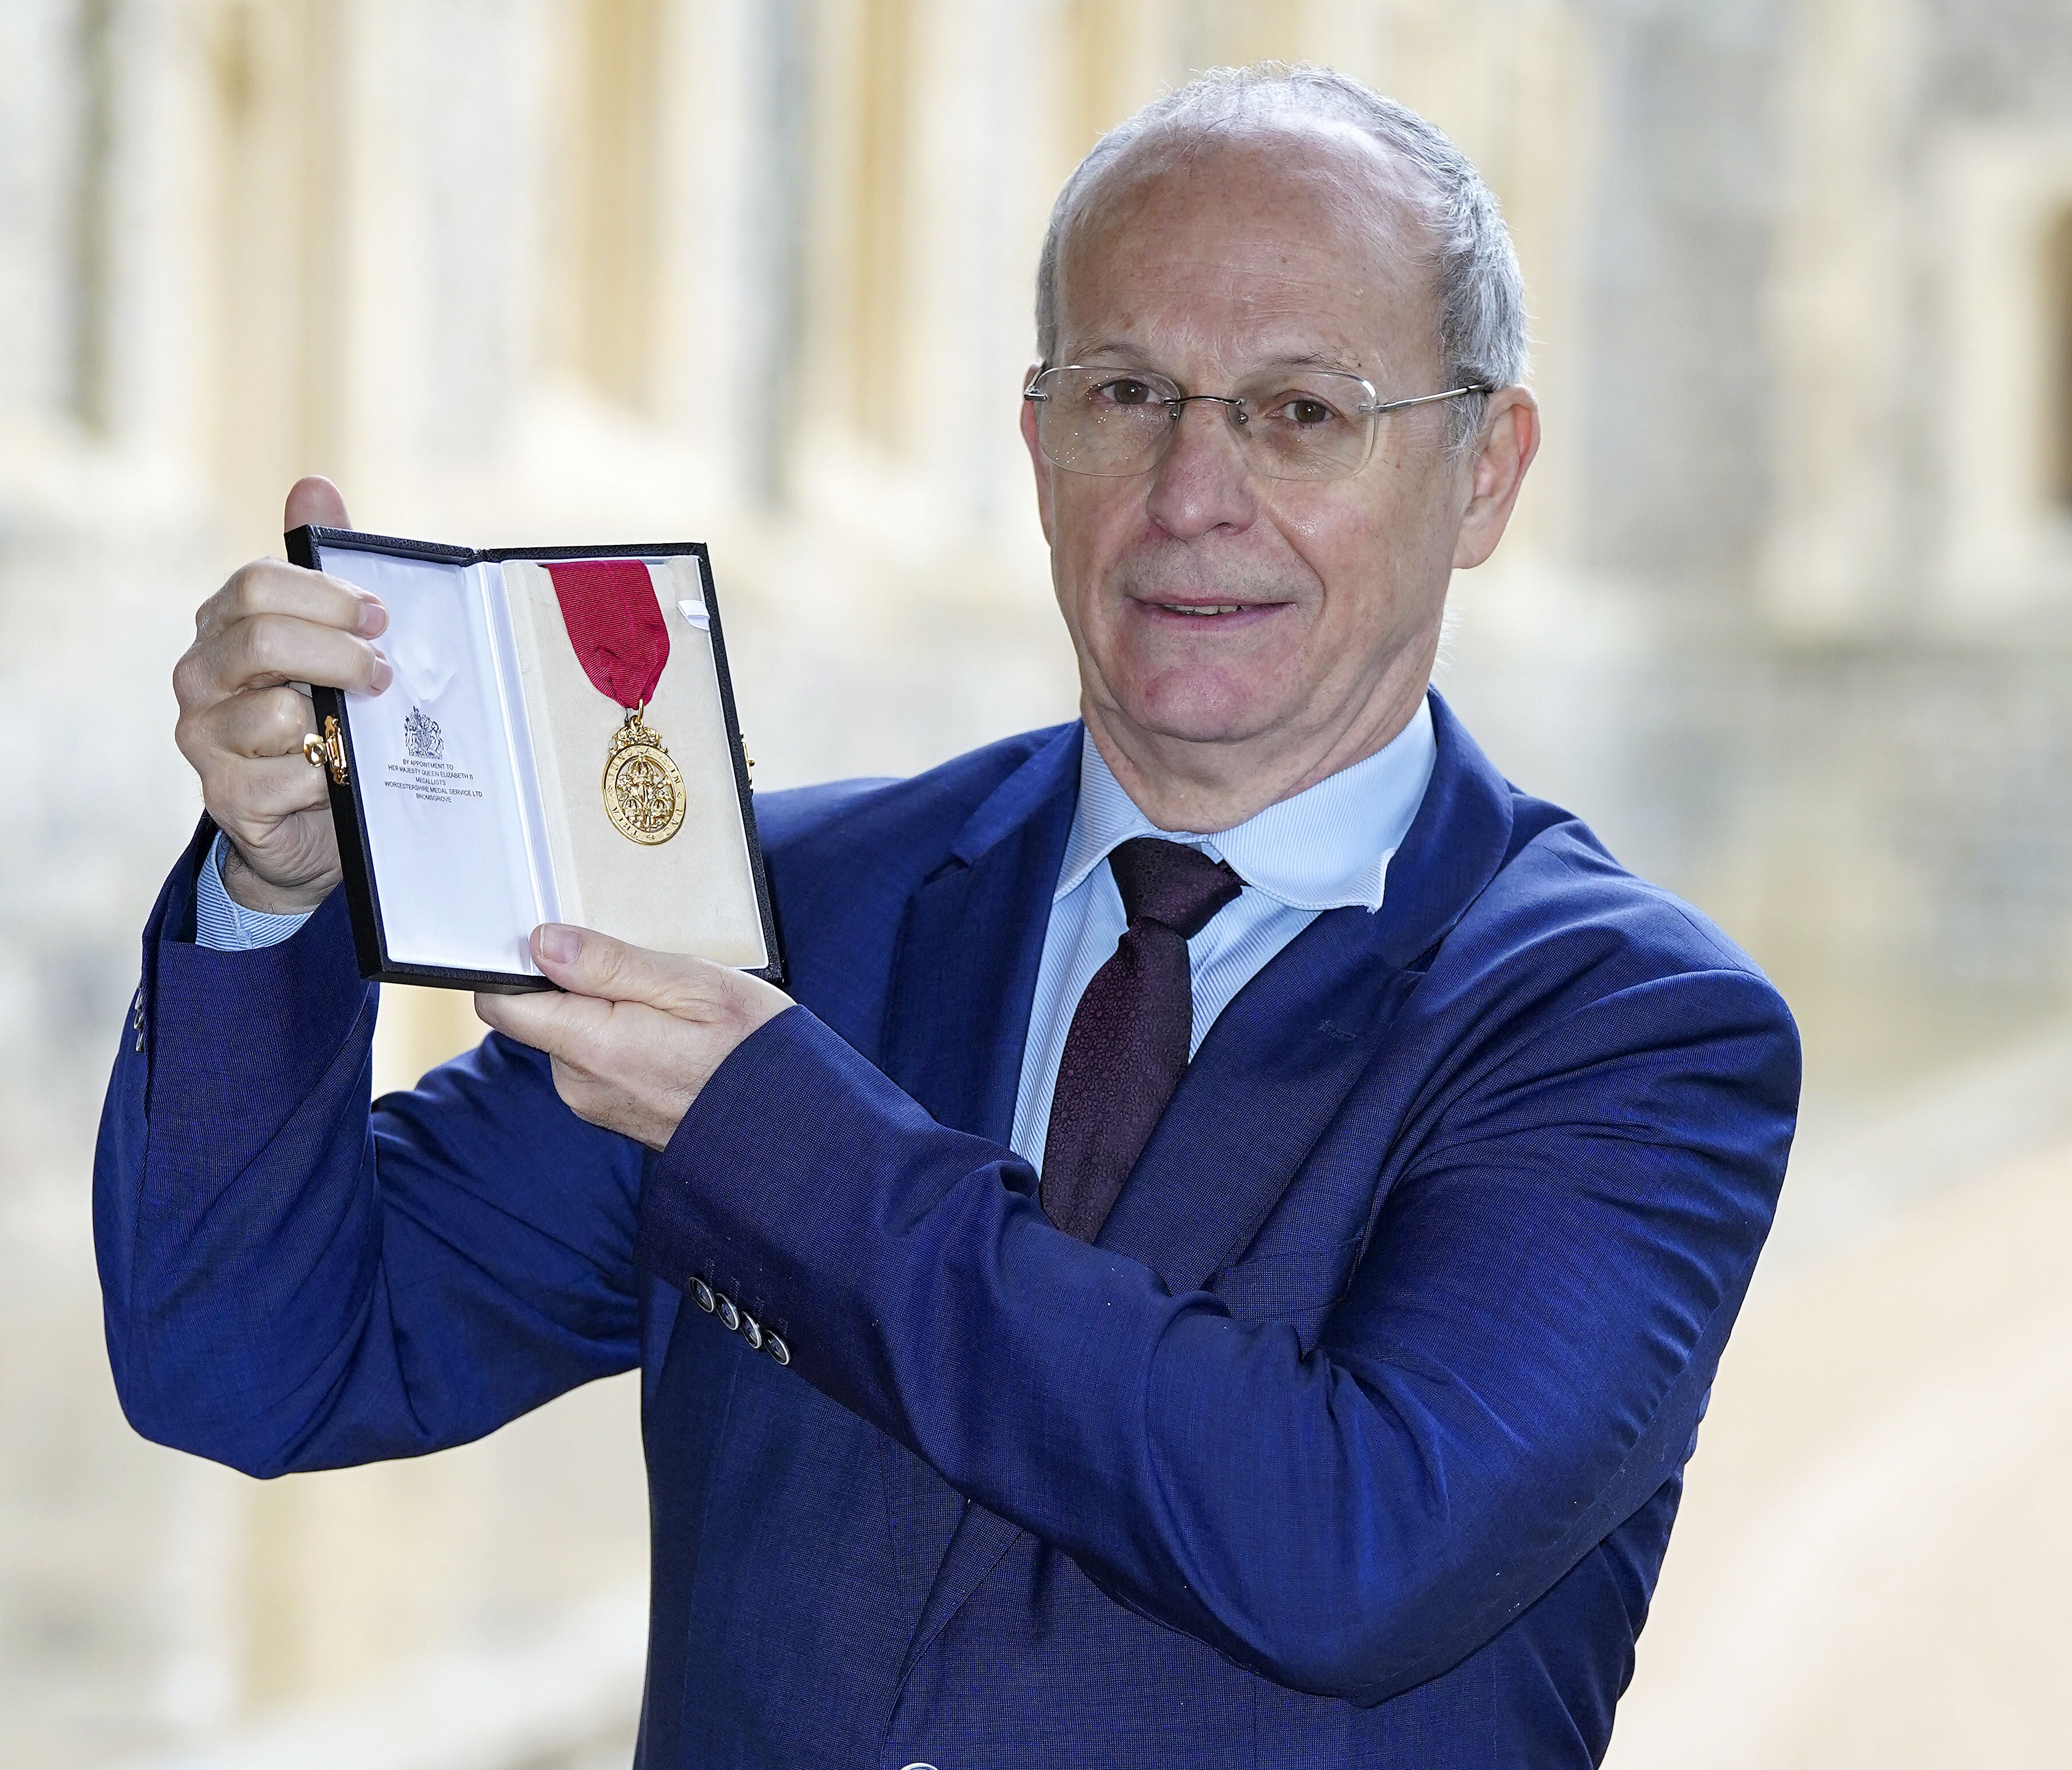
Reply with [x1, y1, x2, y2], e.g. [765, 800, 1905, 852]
[690, 1278, 715, 1313]
[764, 1333, 790, 1366]
[714, 1293, 740, 1333]
[739, 1313, 764, 1352]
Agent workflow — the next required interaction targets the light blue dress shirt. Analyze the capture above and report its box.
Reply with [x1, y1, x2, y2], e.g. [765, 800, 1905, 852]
[195, 833, 320, 950]
[1007, 700, 1436, 1172]
[196, 701, 1438, 1178]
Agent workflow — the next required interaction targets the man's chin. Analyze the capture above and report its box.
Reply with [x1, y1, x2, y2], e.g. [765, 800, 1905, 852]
[1102, 687, 1285, 752]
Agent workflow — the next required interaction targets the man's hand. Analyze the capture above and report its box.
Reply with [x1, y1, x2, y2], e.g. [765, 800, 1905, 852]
[475, 925, 794, 1150]
[173, 476, 391, 914]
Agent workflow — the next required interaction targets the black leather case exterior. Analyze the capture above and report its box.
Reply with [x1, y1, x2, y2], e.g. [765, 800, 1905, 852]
[288, 524, 784, 992]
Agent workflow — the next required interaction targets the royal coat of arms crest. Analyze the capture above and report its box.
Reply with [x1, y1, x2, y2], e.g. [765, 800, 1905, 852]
[403, 705, 444, 761]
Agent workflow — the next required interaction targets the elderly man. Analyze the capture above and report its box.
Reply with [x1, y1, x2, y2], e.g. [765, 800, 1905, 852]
[98, 65, 1796, 1768]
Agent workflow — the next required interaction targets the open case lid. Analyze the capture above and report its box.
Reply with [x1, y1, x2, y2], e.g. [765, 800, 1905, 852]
[290, 524, 783, 992]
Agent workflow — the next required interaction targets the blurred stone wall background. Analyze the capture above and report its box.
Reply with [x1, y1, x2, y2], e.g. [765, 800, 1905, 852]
[2, 1, 2069, 1764]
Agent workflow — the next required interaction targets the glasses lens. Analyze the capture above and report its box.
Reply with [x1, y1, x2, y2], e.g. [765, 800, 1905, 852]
[1033, 368, 1176, 476]
[1029, 365, 1383, 480]
[1230, 370, 1377, 480]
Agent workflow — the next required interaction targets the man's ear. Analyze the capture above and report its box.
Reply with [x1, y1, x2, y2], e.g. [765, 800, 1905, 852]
[1020, 369, 1056, 547]
[1452, 387, 1540, 570]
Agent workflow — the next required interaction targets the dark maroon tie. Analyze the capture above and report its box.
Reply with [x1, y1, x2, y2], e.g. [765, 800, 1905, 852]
[1041, 836, 1244, 1242]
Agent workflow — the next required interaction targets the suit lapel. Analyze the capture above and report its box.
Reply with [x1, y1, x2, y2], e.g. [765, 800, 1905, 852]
[876, 726, 1081, 1141]
[1098, 906, 1413, 1289]
[896, 692, 1519, 1688]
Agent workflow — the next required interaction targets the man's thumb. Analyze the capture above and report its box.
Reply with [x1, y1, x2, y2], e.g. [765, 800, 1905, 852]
[532, 923, 640, 998]
[285, 474, 351, 534]
[531, 923, 714, 1012]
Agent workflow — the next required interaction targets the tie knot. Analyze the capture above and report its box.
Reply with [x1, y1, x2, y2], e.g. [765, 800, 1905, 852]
[1107, 836, 1243, 940]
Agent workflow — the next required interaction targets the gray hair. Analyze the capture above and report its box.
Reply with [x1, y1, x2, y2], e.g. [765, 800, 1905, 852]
[1034, 64, 1528, 454]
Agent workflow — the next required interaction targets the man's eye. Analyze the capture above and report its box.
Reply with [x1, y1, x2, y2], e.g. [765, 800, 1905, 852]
[1278, 397, 1338, 426]
[1096, 378, 1157, 407]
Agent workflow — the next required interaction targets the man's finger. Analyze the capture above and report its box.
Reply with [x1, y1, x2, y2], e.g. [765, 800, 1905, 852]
[208, 753, 331, 826]
[195, 559, 383, 643]
[207, 685, 317, 760]
[186, 615, 390, 702]
[474, 983, 616, 1058]
[285, 474, 351, 532]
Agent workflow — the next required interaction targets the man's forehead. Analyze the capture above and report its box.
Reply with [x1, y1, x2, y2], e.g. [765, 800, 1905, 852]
[1055, 119, 1437, 365]
[1075, 118, 1431, 254]
[1062, 280, 1391, 380]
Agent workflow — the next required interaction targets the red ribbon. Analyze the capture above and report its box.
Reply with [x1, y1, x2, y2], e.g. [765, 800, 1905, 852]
[546, 559, 669, 710]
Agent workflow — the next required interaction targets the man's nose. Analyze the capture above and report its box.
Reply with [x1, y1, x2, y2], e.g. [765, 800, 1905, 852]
[1144, 399, 1258, 538]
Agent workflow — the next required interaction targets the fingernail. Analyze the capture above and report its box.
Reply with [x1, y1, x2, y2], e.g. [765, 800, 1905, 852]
[537, 923, 579, 965]
[356, 597, 388, 636]
[369, 651, 393, 693]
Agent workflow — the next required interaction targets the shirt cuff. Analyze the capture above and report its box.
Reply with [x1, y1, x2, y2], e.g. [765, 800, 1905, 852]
[194, 832, 316, 952]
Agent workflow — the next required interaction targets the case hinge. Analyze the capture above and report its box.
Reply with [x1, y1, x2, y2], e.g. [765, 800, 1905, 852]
[322, 714, 349, 784]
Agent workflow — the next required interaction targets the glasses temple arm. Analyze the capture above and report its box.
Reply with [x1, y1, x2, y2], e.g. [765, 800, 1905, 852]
[1362, 384, 1498, 416]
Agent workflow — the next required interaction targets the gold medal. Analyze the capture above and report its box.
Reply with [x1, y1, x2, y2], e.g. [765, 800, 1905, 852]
[543, 559, 685, 846]
[601, 709, 686, 845]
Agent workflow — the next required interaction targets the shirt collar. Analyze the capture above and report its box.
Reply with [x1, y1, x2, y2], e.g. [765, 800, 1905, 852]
[1056, 695, 1438, 914]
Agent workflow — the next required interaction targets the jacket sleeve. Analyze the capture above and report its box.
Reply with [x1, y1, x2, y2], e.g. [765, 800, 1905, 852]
[95, 833, 644, 1478]
[632, 961, 1798, 1705]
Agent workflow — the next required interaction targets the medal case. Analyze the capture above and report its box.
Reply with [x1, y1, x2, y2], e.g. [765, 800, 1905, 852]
[290, 525, 782, 991]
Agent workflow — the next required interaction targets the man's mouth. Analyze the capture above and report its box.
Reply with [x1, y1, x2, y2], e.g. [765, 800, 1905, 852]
[1134, 596, 1285, 623]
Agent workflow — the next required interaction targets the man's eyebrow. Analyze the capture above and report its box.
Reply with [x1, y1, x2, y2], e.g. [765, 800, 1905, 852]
[1243, 346, 1402, 380]
[1060, 342, 1383, 377]
[1274, 349, 1371, 373]
[1064, 339, 1158, 364]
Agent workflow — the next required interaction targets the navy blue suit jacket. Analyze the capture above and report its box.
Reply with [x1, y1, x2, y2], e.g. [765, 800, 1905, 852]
[96, 694, 1798, 1767]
